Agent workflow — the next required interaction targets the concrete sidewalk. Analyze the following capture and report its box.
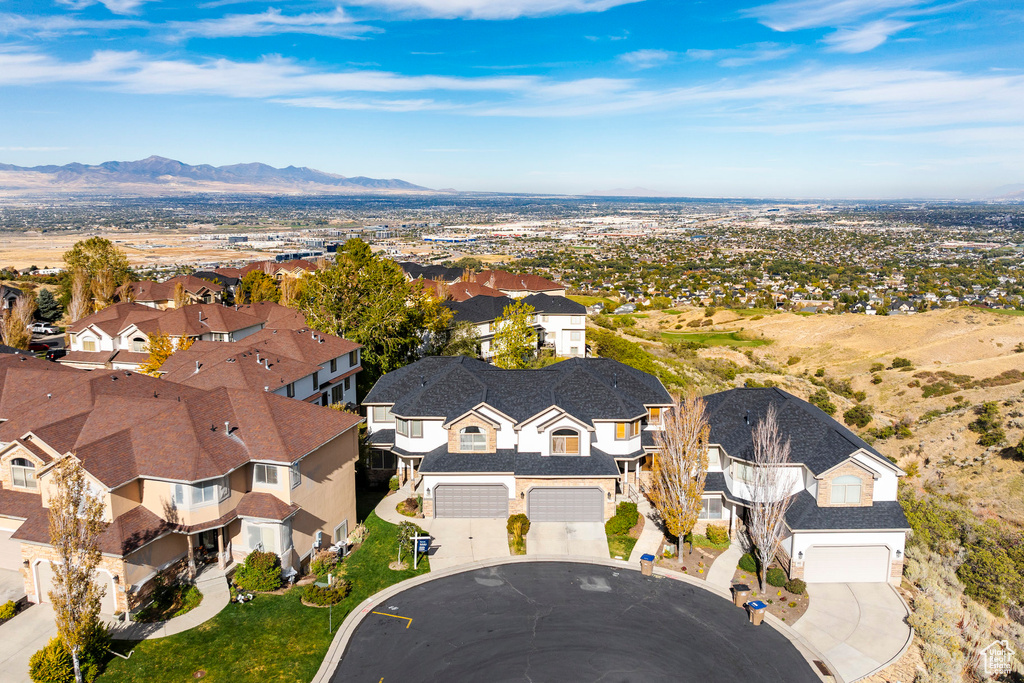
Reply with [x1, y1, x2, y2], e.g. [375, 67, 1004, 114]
[705, 543, 744, 592]
[794, 582, 912, 682]
[627, 497, 664, 564]
[109, 565, 230, 641]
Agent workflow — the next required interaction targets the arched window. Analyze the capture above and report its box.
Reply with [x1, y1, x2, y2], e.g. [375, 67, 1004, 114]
[132, 337, 147, 353]
[551, 428, 580, 455]
[459, 426, 487, 452]
[11, 457, 36, 489]
[830, 475, 862, 504]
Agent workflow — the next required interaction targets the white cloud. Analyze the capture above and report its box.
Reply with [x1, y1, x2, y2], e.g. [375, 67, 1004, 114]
[743, 0, 923, 32]
[686, 42, 797, 67]
[347, 0, 643, 20]
[824, 19, 912, 52]
[618, 49, 673, 69]
[169, 8, 377, 39]
[56, 0, 154, 15]
[0, 13, 147, 37]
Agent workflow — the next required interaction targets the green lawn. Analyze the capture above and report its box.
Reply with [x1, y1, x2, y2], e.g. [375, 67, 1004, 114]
[100, 512, 428, 683]
[567, 295, 617, 309]
[982, 308, 1024, 316]
[607, 535, 638, 560]
[356, 487, 388, 522]
[659, 331, 769, 348]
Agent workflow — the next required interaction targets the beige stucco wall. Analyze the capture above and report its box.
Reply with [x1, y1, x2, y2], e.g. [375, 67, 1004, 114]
[289, 428, 358, 565]
[138, 470, 248, 527]
[123, 533, 188, 587]
[109, 480, 142, 519]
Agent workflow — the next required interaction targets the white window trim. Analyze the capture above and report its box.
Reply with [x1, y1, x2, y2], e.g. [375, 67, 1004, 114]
[253, 463, 281, 488]
[290, 462, 301, 489]
[11, 458, 37, 490]
[459, 427, 487, 452]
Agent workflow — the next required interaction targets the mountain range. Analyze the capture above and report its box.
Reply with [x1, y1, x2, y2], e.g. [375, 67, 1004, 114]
[0, 156, 430, 194]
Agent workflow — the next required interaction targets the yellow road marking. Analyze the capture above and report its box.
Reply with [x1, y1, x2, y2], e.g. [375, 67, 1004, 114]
[371, 611, 412, 628]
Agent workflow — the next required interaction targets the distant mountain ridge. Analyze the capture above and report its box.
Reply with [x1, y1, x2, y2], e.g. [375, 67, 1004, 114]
[0, 155, 430, 194]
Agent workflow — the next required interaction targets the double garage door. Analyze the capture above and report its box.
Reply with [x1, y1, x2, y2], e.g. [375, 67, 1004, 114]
[35, 561, 117, 615]
[528, 487, 604, 522]
[803, 545, 890, 583]
[434, 484, 509, 518]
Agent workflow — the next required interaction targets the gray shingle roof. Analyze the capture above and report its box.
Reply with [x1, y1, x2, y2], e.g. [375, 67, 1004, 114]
[522, 294, 586, 315]
[364, 356, 671, 426]
[445, 293, 585, 325]
[367, 428, 394, 446]
[785, 490, 909, 531]
[703, 387, 889, 475]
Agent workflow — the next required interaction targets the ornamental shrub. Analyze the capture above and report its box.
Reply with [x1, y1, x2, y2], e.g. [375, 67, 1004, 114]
[615, 502, 639, 528]
[303, 580, 351, 606]
[29, 622, 109, 683]
[388, 475, 400, 492]
[310, 549, 338, 577]
[234, 550, 282, 592]
[705, 524, 729, 546]
[605, 515, 632, 536]
[785, 578, 806, 595]
[506, 513, 531, 538]
[766, 567, 788, 587]
[0, 599, 15, 620]
[738, 553, 758, 573]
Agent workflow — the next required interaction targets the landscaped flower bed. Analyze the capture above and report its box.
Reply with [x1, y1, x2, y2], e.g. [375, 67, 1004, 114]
[606, 502, 642, 560]
[132, 581, 203, 623]
[731, 554, 809, 624]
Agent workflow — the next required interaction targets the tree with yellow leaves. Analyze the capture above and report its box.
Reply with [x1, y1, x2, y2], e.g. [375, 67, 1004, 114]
[137, 332, 193, 376]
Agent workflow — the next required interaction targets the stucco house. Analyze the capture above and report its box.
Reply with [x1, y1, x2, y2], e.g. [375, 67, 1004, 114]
[445, 294, 587, 359]
[119, 275, 224, 309]
[699, 388, 909, 585]
[0, 354, 360, 616]
[363, 356, 671, 518]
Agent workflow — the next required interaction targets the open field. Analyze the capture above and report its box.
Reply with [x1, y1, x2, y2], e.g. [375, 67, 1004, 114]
[660, 330, 769, 348]
[567, 294, 618, 309]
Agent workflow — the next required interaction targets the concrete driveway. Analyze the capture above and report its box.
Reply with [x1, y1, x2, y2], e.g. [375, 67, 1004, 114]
[0, 603, 56, 683]
[527, 522, 609, 558]
[425, 518, 509, 570]
[793, 583, 911, 682]
[0, 568, 26, 604]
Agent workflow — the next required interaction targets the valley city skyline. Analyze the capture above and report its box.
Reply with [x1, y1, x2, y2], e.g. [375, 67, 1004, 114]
[1, 0, 1022, 198]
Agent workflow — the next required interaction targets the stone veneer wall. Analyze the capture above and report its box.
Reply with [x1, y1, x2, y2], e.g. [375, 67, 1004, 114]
[510, 478, 617, 519]
[21, 544, 130, 614]
[816, 461, 874, 507]
[446, 415, 497, 453]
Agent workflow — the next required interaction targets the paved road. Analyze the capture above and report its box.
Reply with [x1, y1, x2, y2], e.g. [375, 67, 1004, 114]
[333, 562, 820, 683]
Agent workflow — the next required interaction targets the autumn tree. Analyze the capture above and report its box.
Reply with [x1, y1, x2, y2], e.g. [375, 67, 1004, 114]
[90, 268, 117, 310]
[119, 277, 136, 303]
[172, 282, 189, 309]
[67, 269, 92, 322]
[238, 271, 280, 304]
[747, 404, 794, 588]
[138, 332, 193, 376]
[61, 237, 132, 307]
[651, 393, 710, 554]
[1, 294, 36, 349]
[279, 276, 303, 308]
[425, 320, 479, 357]
[47, 458, 106, 683]
[298, 239, 452, 392]
[491, 300, 537, 369]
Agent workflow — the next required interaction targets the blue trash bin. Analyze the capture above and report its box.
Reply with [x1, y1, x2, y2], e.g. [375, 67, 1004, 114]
[640, 553, 655, 576]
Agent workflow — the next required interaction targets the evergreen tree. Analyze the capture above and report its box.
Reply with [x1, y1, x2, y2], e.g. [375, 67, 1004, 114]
[36, 288, 63, 322]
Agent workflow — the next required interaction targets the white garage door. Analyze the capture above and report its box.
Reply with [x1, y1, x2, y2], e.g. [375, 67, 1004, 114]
[0, 530, 23, 572]
[528, 487, 604, 522]
[36, 561, 117, 614]
[434, 484, 509, 518]
[804, 545, 890, 583]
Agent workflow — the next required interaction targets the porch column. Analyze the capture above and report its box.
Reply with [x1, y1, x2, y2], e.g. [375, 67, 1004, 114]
[621, 461, 628, 492]
[187, 538, 195, 580]
[217, 527, 226, 570]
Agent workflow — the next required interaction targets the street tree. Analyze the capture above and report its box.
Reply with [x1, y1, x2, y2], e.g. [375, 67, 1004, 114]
[61, 238, 132, 306]
[491, 300, 537, 369]
[747, 404, 794, 588]
[651, 393, 710, 554]
[426, 320, 479, 357]
[47, 457, 106, 683]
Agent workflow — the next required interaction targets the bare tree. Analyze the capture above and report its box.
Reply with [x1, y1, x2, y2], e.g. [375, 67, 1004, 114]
[91, 268, 116, 310]
[747, 404, 794, 588]
[1, 294, 36, 349]
[48, 458, 106, 683]
[68, 269, 92, 322]
[650, 393, 710, 554]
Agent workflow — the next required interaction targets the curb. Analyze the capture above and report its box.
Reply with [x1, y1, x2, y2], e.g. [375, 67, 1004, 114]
[310, 555, 839, 683]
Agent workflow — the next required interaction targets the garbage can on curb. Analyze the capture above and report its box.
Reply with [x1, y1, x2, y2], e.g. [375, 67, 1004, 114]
[746, 600, 768, 626]
[731, 584, 750, 607]
[640, 553, 655, 577]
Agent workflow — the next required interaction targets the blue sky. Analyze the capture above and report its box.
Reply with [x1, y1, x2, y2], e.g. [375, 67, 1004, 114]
[1, 0, 1021, 197]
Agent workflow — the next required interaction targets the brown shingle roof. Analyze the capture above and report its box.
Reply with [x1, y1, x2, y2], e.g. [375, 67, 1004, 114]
[235, 492, 299, 521]
[0, 486, 43, 521]
[68, 302, 163, 335]
[472, 270, 563, 293]
[119, 275, 224, 304]
[417, 279, 504, 302]
[11, 502, 170, 557]
[233, 302, 308, 330]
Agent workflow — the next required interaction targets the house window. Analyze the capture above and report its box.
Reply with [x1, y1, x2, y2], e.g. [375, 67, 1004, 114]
[290, 462, 301, 489]
[132, 337, 147, 353]
[330, 358, 337, 373]
[830, 475, 862, 504]
[82, 339, 97, 352]
[733, 461, 754, 483]
[551, 428, 580, 455]
[10, 458, 36, 489]
[615, 420, 639, 440]
[460, 426, 487, 451]
[570, 331, 582, 341]
[396, 418, 422, 438]
[570, 347, 579, 356]
[372, 406, 394, 423]
[286, 383, 295, 398]
[699, 498, 723, 520]
[313, 371, 320, 389]
[344, 376, 351, 391]
[571, 316, 582, 324]
[541, 314, 549, 322]
[648, 407, 662, 425]
[371, 450, 397, 470]
[349, 350, 359, 367]
[332, 385, 343, 404]
[246, 522, 280, 554]
[254, 464, 279, 487]
[173, 480, 221, 508]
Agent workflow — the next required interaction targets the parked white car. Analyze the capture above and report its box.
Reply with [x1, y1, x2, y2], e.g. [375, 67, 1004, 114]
[30, 322, 60, 335]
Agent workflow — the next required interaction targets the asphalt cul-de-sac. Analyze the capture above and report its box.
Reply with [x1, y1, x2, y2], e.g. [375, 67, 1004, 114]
[332, 562, 820, 683]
